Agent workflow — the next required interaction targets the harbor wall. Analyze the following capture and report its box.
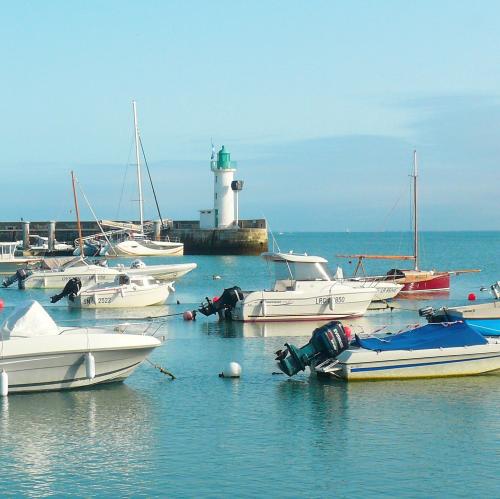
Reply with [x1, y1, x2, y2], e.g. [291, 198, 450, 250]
[0, 219, 268, 255]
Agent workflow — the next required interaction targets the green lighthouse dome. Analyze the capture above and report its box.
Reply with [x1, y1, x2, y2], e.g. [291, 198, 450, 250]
[217, 145, 231, 169]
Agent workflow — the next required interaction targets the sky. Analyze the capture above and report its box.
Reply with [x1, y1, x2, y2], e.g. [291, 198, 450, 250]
[0, 0, 499, 231]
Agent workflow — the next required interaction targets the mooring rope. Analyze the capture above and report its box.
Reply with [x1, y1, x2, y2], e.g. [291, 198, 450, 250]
[146, 358, 176, 379]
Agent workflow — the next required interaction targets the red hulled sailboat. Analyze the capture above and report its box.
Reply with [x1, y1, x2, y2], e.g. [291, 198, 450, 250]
[338, 151, 479, 293]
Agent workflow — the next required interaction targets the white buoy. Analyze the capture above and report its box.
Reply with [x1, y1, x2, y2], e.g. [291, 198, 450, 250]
[0, 370, 8, 397]
[221, 361, 242, 378]
[85, 352, 96, 380]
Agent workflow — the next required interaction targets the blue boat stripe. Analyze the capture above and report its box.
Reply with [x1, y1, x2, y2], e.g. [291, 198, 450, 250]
[350, 353, 500, 372]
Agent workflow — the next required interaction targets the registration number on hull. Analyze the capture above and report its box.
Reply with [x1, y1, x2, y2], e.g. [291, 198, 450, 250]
[316, 296, 345, 305]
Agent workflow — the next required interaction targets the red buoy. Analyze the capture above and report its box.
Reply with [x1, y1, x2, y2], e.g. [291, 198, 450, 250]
[213, 296, 219, 303]
[343, 325, 352, 340]
[0, 298, 4, 311]
[468, 293, 476, 301]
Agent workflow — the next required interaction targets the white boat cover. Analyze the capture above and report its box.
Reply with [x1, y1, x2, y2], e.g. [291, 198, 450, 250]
[1, 300, 59, 339]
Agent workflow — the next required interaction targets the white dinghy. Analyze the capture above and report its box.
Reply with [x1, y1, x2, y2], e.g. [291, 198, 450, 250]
[52, 274, 174, 309]
[0, 301, 161, 394]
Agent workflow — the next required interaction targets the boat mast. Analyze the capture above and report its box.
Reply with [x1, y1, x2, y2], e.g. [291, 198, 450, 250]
[133, 100, 144, 231]
[71, 171, 84, 254]
[413, 150, 419, 271]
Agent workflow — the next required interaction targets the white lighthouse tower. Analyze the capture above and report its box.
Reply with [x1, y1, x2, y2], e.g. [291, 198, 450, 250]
[200, 145, 243, 229]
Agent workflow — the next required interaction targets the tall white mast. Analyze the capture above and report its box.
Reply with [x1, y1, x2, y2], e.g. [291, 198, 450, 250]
[413, 150, 419, 271]
[133, 100, 144, 230]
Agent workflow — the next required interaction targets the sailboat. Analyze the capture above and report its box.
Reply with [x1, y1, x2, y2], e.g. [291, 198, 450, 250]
[337, 151, 479, 293]
[100, 101, 184, 257]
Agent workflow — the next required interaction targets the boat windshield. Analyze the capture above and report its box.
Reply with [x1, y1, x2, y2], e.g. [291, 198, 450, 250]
[0, 242, 17, 258]
[273, 261, 333, 281]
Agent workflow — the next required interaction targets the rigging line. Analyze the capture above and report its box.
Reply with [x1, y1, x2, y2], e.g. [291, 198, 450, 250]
[116, 135, 135, 220]
[76, 179, 118, 256]
[139, 135, 165, 230]
[376, 178, 408, 233]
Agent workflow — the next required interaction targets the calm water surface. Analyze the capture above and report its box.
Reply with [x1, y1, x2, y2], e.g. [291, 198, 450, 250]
[0, 232, 498, 497]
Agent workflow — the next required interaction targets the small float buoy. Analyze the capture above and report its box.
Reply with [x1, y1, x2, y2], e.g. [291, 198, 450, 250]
[0, 298, 4, 311]
[213, 275, 221, 280]
[183, 310, 194, 321]
[219, 361, 242, 378]
[0, 370, 8, 397]
[85, 352, 96, 380]
[468, 293, 476, 301]
[343, 325, 352, 340]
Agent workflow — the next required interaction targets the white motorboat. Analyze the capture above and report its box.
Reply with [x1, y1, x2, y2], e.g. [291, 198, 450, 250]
[198, 252, 376, 322]
[99, 102, 184, 257]
[23, 235, 74, 255]
[0, 300, 161, 394]
[53, 274, 174, 309]
[333, 267, 403, 301]
[275, 321, 500, 380]
[0, 242, 42, 275]
[2, 256, 196, 289]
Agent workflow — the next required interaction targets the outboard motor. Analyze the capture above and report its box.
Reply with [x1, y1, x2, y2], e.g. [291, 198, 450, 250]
[275, 321, 351, 377]
[2, 268, 33, 289]
[130, 259, 146, 269]
[198, 286, 243, 320]
[418, 306, 449, 323]
[50, 277, 82, 303]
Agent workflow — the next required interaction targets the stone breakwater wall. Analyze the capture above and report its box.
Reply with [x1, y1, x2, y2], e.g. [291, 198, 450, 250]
[0, 219, 268, 255]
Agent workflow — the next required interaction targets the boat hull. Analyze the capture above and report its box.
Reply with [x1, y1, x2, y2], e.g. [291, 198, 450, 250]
[22, 262, 196, 289]
[230, 287, 375, 322]
[101, 240, 184, 257]
[399, 272, 450, 292]
[328, 341, 500, 380]
[0, 333, 160, 393]
[70, 283, 172, 308]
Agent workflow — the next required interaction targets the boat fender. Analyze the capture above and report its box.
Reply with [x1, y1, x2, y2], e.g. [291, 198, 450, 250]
[85, 352, 96, 380]
[167, 283, 176, 293]
[0, 370, 8, 396]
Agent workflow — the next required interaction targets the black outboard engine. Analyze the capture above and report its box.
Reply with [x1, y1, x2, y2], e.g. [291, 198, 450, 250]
[50, 277, 82, 303]
[2, 268, 33, 289]
[275, 321, 351, 377]
[418, 306, 449, 323]
[198, 286, 243, 320]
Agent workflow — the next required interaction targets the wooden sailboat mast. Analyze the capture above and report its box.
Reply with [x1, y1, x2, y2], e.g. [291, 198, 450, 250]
[71, 171, 84, 254]
[413, 150, 419, 271]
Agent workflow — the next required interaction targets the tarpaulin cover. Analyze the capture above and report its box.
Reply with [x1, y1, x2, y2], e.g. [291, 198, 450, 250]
[355, 322, 488, 351]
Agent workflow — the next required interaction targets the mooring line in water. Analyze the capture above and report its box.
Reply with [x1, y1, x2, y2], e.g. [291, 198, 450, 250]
[146, 358, 176, 380]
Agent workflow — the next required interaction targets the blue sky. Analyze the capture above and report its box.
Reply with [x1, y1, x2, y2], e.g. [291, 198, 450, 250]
[0, 0, 499, 230]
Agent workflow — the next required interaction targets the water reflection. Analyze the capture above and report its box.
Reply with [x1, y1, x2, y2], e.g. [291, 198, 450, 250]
[0, 384, 156, 496]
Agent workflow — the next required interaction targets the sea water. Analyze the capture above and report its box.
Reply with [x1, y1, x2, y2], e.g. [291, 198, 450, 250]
[0, 231, 498, 497]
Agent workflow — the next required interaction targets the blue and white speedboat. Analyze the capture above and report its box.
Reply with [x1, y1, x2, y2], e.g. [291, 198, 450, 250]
[275, 320, 500, 381]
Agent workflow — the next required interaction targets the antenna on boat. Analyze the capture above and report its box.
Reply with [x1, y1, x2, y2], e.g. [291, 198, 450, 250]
[133, 100, 144, 232]
[413, 150, 419, 271]
[71, 171, 84, 255]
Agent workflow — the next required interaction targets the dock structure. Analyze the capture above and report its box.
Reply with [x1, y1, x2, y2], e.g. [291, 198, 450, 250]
[0, 219, 268, 255]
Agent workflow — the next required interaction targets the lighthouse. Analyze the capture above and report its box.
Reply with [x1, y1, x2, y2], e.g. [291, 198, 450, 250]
[200, 145, 243, 229]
